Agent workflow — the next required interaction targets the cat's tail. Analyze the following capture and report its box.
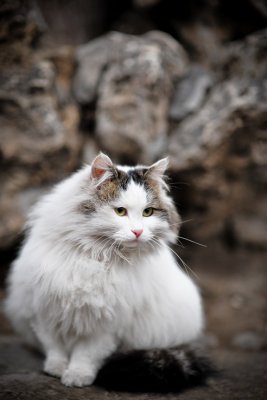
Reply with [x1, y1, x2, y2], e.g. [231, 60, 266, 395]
[95, 344, 215, 393]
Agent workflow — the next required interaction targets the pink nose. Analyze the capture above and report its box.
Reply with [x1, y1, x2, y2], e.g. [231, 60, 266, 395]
[131, 229, 143, 238]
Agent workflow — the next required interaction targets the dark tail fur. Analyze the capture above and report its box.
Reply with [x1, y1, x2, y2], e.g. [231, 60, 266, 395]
[95, 345, 215, 393]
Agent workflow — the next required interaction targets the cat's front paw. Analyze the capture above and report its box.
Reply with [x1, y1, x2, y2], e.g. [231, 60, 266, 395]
[44, 356, 68, 378]
[61, 367, 95, 387]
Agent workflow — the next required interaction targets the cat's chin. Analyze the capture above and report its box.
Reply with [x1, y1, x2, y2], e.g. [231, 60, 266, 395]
[121, 238, 155, 251]
[122, 239, 140, 249]
[121, 239, 154, 255]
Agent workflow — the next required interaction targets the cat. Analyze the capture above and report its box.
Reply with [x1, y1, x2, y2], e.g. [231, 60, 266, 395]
[5, 152, 212, 392]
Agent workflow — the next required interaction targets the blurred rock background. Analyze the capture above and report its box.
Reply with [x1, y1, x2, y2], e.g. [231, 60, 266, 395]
[0, 0, 267, 397]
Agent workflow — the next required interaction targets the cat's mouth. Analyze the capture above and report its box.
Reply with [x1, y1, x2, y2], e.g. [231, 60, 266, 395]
[120, 235, 150, 249]
[122, 239, 140, 248]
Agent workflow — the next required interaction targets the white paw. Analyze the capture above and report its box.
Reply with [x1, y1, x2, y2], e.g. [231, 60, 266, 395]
[44, 356, 68, 378]
[61, 367, 95, 387]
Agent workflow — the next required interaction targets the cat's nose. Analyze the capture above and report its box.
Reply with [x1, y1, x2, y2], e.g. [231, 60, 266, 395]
[131, 229, 143, 238]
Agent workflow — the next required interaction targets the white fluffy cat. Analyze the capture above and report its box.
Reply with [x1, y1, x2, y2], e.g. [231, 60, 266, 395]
[5, 153, 209, 392]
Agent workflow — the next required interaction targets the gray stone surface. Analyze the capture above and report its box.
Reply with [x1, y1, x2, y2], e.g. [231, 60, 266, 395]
[0, 3, 82, 249]
[73, 32, 128, 104]
[232, 215, 267, 247]
[0, 335, 267, 400]
[169, 67, 213, 121]
[250, 0, 267, 17]
[74, 31, 187, 164]
[0, 59, 81, 248]
[232, 332, 265, 350]
[169, 77, 267, 170]
[165, 29, 267, 242]
[2, 7, 267, 250]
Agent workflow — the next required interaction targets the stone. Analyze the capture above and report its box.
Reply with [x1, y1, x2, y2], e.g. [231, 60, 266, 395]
[232, 215, 267, 248]
[169, 66, 213, 121]
[1, 0, 267, 253]
[167, 29, 267, 240]
[232, 332, 265, 351]
[73, 30, 187, 104]
[74, 30, 188, 164]
[1, 335, 267, 399]
[82, 137, 101, 165]
[47, 46, 76, 106]
[0, 6, 82, 249]
[94, 32, 187, 164]
[73, 32, 128, 104]
[215, 29, 267, 82]
[249, 0, 267, 18]
[111, 10, 156, 36]
[0, 61, 81, 247]
[169, 77, 267, 170]
[133, 0, 161, 7]
[0, 0, 47, 72]
[37, 0, 107, 47]
[198, 333, 220, 349]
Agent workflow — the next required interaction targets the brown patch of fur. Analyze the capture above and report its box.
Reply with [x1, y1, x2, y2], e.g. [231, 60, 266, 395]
[167, 202, 181, 235]
[146, 177, 162, 202]
[97, 180, 119, 201]
[146, 177, 181, 235]
[96, 170, 128, 202]
[79, 200, 96, 214]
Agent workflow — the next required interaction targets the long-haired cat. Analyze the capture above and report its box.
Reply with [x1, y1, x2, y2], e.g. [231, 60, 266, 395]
[5, 153, 212, 392]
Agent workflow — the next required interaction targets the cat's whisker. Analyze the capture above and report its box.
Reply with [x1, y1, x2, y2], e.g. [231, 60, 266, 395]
[180, 219, 194, 225]
[169, 246, 200, 281]
[113, 240, 131, 265]
[176, 241, 185, 249]
[152, 238, 200, 281]
[114, 241, 124, 264]
[150, 237, 164, 254]
[106, 239, 118, 262]
[101, 239, 115, 260]
[92, 236, 114, 261]
[178, 236, 207, 248]
[148, 238, 158, 253]
[92, 235, 110, 247]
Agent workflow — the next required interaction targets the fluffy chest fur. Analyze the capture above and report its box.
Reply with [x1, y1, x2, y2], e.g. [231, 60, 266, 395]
[28, 241, 202, 351]
[31, 250, 120, 337]
[32, 250, 152, 338]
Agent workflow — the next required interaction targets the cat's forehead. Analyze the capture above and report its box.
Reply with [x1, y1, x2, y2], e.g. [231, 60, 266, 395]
[116, 179, 148, 208]
[118, 166, 147, 187]
[96, 166, 149, 202]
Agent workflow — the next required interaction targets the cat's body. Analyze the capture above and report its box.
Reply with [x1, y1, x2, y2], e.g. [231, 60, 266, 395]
[5, 153, 209, 391]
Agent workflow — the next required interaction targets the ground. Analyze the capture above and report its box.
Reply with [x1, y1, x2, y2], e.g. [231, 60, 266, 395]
[0, 240, 267, 399]
[0, 335, 267, 400]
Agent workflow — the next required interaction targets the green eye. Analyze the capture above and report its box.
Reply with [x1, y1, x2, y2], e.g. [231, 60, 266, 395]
[114, 207, 127, 216]
[143, 207, 154, 217]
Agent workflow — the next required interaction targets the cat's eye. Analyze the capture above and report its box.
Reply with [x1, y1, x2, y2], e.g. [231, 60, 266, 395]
[143, 207, 154, 217]
[114, 207, 127, 216]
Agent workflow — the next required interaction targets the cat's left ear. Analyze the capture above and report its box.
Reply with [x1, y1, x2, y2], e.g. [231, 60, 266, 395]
[90, 152, 114, 182]
[145, 157, 169, 187]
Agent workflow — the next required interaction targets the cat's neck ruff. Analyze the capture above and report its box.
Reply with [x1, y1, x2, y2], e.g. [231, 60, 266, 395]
[73, 235, 164, 269]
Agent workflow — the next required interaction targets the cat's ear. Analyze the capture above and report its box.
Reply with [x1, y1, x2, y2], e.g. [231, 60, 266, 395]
[145, 157, 169, 188]
[145, 157, 168, 179]
[90, 152, 114, 181]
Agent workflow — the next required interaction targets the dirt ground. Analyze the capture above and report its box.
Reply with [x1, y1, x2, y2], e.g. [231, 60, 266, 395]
[0, 240, 267, 399]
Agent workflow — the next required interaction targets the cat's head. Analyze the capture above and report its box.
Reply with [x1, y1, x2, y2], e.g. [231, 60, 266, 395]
[79, 153, 180, 260]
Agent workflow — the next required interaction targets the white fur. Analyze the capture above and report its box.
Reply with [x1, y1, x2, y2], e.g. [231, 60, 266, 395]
[5, 159, 204, 387]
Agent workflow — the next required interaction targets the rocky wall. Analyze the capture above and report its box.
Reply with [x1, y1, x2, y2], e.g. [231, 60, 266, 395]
[0, 0, 267, 252]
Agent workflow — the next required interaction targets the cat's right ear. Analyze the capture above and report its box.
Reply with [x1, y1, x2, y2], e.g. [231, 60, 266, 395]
[90, 153, 114, 182]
